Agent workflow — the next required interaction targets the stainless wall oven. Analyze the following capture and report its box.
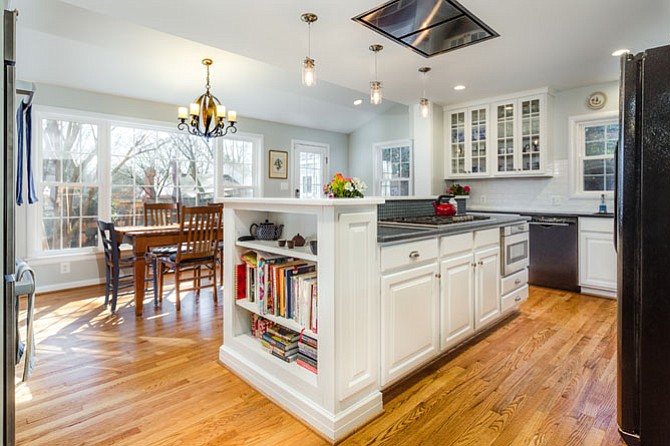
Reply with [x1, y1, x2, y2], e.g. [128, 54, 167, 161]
[500, 222, 529, 276]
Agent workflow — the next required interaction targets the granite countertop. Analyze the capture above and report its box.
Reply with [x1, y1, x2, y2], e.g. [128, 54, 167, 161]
[467, 208, 614, 219]
[377, 214, 529, 244]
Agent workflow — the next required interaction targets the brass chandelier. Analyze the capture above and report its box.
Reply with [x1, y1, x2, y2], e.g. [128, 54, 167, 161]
[178, 58, 237, 139]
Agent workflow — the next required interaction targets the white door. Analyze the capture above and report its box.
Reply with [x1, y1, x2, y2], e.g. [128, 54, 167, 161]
[475, 246, 501, 329]
[381, 263, 439, 387]
[292, 141, 328, 199]
[440, 253, 475, 350]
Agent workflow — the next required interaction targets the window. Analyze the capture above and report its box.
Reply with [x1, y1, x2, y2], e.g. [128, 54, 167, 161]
[219, 134, 262, 197]
[570, 112, 618, 196]
[110, 125, 213, 225]
[375, 140, 413, 196]
[32, 107, 245, 256]
[292, 140, 329, 199]
[39, 117, 100, 251]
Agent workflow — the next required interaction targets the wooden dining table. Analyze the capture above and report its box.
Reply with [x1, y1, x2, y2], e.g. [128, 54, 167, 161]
[115, 225, 182, 317]
[115, 224, 223, 317]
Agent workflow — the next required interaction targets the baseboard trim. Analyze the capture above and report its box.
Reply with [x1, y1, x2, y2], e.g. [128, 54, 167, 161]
[36, 278, 105, 294]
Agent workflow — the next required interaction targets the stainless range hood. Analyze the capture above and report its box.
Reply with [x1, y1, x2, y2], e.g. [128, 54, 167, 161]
[352, 0, 498, 58]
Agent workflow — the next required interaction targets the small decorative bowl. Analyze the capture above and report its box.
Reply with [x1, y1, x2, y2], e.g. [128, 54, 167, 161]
[286, 240, 295, 249]
[309, 240, 317, 255]
[277, 239, 286, 247]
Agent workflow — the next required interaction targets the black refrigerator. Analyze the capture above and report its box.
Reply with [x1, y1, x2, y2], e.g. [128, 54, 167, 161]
[617, 43, 670, 446]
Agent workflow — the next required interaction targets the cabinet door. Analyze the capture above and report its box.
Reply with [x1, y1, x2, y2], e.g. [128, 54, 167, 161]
[519, 96, 544, 174]
[469, 106, 489, 175]
[475, 246, 501, 329]
[381, 263, 439, 386]
[493, 101, 516, 174]
[448, 110, 467, 176]
[440, 252, 475, 351]
[579, 230, 617, 291]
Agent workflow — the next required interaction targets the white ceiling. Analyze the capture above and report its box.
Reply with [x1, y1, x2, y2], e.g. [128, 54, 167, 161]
[15, 0, 670, 134]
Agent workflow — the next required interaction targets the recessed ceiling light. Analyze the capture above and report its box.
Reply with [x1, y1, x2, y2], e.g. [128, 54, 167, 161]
[353, 99, 363, 105]
[612, 49, 630, 56]
[453, 85, 466, 91]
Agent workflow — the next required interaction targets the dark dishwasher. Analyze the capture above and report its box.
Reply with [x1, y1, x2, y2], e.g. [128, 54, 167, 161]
[527, 216, 579, 291]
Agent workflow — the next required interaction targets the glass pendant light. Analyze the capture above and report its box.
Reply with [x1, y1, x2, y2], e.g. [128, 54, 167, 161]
[369, 44, 383, 105]
[301, 13, 318, 87]
[418, 66, 431, 118]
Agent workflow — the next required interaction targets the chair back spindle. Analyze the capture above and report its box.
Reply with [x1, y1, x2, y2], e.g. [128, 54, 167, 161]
[144, 202, 180, 226]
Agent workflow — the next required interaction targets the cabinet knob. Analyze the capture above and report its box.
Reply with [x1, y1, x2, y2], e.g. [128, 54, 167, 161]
[471, 262, 477, 267]
[409, 251, 420, 259]
[478, 260, 484, 266]
[514, 295, 522, 302]
[514, 278, 521, 285]
[435, 273, 442, 279]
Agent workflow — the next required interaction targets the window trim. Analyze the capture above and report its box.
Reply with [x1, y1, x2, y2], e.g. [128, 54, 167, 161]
[569, 111, 618, 199]
[373, 139, 414, 196]
[291, 139, 330, 199]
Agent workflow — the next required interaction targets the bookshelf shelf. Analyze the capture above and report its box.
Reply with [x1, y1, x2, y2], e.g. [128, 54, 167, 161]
[235, 298, 319, 340]
[219, 198, 384, 442]
[235, 333, 318, 386]
[236, 240, 317, 262]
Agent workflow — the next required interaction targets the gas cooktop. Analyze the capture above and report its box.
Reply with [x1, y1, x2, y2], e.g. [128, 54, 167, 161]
[380, 214, 492, 228]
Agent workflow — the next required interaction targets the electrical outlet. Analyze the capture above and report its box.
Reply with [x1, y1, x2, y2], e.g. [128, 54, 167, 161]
[479, 195, 487, 204]
[551, 195, 562, 205]
[60, 262, 71, 274]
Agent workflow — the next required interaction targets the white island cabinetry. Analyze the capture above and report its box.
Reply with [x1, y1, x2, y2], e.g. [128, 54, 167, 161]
[219, 197, 384, 443]
[380, 239, 440, 387]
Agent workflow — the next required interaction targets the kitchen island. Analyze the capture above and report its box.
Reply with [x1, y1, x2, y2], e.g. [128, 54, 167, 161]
[219, 198, 529, 442]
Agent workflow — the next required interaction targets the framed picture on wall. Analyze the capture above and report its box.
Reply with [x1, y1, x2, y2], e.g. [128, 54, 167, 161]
[269, 150, 288, 179]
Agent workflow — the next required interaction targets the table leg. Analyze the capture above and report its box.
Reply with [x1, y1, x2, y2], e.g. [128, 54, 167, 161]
[132, 240, 148, 317]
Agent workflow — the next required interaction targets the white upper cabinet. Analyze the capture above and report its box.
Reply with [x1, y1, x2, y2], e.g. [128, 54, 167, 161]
[492, 94, 549, 176]
[445, 89, 552, 179]
[446, 106, 491, 178]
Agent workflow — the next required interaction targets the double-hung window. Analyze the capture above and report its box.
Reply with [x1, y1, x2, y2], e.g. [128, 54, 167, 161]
[571, 112, 618, 196]
[374, 140, 413, 196]
[219, 134, 262, 197]
[39, 117, 100, 252]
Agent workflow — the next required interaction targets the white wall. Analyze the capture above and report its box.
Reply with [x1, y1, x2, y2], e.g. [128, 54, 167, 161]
[347, 104, 410, 189]
[449, 81, 620, 213]
[20, 83, 349, 292]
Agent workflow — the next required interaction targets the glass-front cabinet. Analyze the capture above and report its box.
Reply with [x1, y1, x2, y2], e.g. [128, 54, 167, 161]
[445, 89, 551, 180]
[446, 106, 490, 178]
[491, 94, 548, 175]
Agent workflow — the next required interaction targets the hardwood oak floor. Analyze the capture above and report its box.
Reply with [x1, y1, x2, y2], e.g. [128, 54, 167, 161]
[15, 284, 624, 445]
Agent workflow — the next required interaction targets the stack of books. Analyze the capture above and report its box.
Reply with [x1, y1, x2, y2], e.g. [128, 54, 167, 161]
[261, 325, 300, 363]
[297, 333, 318, 374]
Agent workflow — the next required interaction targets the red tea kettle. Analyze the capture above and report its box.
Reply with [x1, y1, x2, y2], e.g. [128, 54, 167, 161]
[433, 195, 457, 216]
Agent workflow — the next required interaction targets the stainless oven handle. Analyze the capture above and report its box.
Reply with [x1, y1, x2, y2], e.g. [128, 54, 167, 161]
[528, 222, 571, 227]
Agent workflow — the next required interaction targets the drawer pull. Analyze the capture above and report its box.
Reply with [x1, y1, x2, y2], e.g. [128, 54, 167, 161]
[514, 295, 522, 302]
[409, 251, 420, 259]
[514, 278, 521, 285]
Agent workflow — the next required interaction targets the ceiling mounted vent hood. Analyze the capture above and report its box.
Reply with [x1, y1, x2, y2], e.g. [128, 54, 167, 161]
[352, 0, 498, 58]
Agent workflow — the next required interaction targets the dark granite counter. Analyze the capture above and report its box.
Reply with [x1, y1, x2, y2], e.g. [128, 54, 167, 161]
[377, 214, 529, 244]
[467, 208, 614, 219]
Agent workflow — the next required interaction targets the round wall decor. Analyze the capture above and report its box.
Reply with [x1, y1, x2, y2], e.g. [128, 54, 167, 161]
[587, 91, 607, 110]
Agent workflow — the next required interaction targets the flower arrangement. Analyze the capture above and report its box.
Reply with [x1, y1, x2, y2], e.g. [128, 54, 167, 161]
[447, 183, 470, 196]
[323, 173, 367, 198]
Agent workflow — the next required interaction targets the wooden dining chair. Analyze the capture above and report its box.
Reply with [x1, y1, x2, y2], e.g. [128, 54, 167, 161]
[97, 220, 136, 313]
[144, 202, 180, 304]
[155, 205, 222, 310]
[208, 202, 224, 284]
[144, 202, 180, 226]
